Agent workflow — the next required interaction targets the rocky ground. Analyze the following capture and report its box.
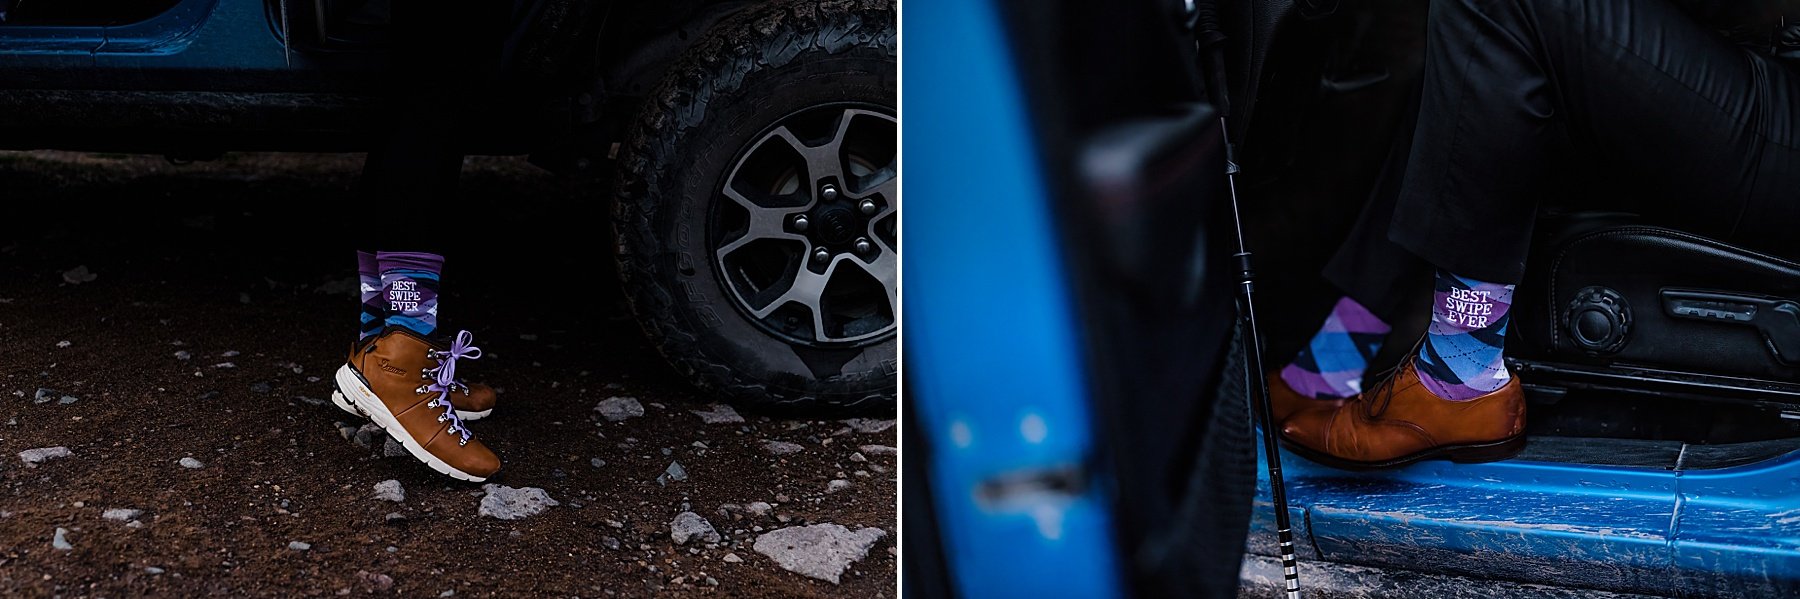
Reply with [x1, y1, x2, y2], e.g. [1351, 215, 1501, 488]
[0, 151, 897, 597]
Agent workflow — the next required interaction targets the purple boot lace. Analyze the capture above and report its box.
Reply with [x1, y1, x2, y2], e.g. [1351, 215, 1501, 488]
[419, 330, 483, 445]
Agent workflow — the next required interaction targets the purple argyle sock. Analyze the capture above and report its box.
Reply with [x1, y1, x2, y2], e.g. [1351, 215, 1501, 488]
[376, 251, 443, 337]
[357, 251, 385, 340]
[1414, 270, 1514, 400]
[1280, 296, 1391, 399]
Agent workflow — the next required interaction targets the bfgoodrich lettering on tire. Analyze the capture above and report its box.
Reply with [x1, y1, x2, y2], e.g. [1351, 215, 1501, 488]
[613, 0, 896, 413]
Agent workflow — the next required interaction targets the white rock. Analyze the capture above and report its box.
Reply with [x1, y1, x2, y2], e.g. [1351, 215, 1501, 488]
[61, 265, 97, 285]
[723, 553, 744, 563]
[689, 404, 745, 424]
[288, 540, 312, 551]
[745, 501, 774, 517]
[102, 508, 143, 521]
[762, 441, 804, 456]
[52, 527, 72, 550]
[595, 396, 644, 422]
[826, 479, 852, 493]
[178, 457, 204, 469]
[753, 524, 888, 584]
[373, 480, 405, 503]
[657, 461, 688, 486]
[670, 511, 721, 545]
[478, 485, 558, 520]
[841, 418, 896, 434]
[859, 445, 898, 457]
[19, 446, 71, 466]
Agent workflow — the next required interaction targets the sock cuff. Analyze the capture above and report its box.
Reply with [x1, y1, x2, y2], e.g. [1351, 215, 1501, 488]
[376, 251, 445, 275]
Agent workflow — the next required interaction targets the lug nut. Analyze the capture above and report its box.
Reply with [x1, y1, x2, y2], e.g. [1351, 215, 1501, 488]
[821, 184, 839, 201]
[793, 215, 810, 232]
[813, 248, 832, 263]
[859, 199, 878, 215]
[855, 237, 873, 254]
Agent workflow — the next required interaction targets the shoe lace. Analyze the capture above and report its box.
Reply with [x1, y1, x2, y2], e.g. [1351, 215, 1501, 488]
[413, 330, 483, 446]
[1361, 338, 1426, 420]
[1361, 363, 1405, 420]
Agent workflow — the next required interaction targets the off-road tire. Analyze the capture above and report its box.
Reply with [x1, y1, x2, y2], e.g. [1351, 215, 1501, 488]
[612, 0, 897, 413]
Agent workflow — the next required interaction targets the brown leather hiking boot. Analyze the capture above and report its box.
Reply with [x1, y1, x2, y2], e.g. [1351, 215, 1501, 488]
[1267, 372, 1346, 425]
[333, 338, 499, 421]
[1279, 361, 1526, 470]
[333, 327, 500, 482]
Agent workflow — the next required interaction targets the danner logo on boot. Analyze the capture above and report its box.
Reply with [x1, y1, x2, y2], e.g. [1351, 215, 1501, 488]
[378, 359, 406, 376]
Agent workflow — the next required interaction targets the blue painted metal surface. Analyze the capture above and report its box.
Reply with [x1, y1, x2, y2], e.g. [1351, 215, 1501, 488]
[0, 0, 381, 91]
[902, 0, 1123, 596]
[1247, 435, 1800, 596]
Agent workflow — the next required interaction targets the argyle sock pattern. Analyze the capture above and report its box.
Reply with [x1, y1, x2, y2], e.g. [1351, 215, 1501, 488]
[1414, 269, 1514, 400]
[1280, 296, 1391, 399]
[376, 251, 443, 337]
[357, 251, 385, 340]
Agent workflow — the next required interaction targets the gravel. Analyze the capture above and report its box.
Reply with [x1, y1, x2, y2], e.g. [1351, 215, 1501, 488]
[860, 445, 898, 457]
[826, 479, 853, 494]
[288, 541, 312, 551]
[670, 511, 721, 545]
[762, 441, 804, 456]
[477, 485, 558, 520]
[20, 446, 71, 466]
[746, 501, 774, 517]
[381, 438, 408, 458]
[595, 396, 644, 422]
[690, 404, 745, 424]
[372, 480, 405, 503]
[752, 524, 888, 584]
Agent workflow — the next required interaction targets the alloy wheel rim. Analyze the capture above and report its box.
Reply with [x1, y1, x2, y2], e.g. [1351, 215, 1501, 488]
[711, 104, 898, 347]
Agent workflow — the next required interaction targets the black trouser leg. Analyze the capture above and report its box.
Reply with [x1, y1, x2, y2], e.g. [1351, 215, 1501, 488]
[1372, 0, 1800, 290]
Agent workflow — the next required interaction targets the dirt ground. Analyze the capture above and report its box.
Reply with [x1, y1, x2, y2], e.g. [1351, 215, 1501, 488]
[0, 151, 897, 597]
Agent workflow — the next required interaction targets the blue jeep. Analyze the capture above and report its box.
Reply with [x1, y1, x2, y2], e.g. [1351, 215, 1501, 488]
[0, 0, 898, 413]
[905, 0, 1800, 597]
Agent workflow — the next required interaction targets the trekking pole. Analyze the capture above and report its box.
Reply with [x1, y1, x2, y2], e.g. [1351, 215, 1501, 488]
[1188, 2, 1301, 597]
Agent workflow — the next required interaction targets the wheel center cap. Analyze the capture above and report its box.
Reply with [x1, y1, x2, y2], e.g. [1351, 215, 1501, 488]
[815, 205, 857, 245]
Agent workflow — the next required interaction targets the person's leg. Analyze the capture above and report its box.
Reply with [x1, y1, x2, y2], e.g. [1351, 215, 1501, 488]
[1391, 0, 1800, 281]
[1285, 0, 1800, 467]
[1279, 297, 1392, 399]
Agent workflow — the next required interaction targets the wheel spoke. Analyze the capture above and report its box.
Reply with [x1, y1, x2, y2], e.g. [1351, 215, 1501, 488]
[769, 125, 845, 189]
[716, 187, 808, 261]
[840, 245, 897, 320]
[751, 258, 837, 342]
[857, 169, 899, 217]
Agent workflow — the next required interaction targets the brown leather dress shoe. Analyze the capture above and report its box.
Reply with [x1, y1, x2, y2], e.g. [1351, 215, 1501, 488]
[1279, 361, 1526, 470]
[333, 338, 500, 421]
[334, 327, 502, 482]
[1267, 372, 1346, 425]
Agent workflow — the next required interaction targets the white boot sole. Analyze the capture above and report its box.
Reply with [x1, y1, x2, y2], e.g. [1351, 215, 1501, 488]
[334, 364, 488, 483]
[331, 390, 489, 422]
